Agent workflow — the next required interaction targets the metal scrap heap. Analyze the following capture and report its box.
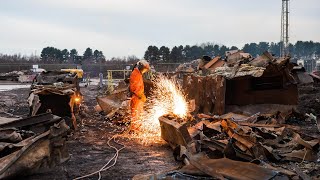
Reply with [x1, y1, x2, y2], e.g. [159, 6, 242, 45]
[157, 110, 319, 179]
[0, 113, 70, 179]
[28, 71, 82, 129]
[0, 70, 80, 178]
[182, 51, 303, 116]
[147, 51, 319, 179]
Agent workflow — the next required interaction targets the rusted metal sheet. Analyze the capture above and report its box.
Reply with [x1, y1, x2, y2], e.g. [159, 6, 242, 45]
[158, 111, 319, 178]
[28, 71, 82, 129]
[33, 70, 79, 86]
[226, 50, 252, 65]
[213, 75, 226, 115]
[159, 116, 192, 148]
[18, 74, 36, 83]
[188, 154, 277, 180]
[292, 66, 314, 85]
[182, 54, 299, 116]
[226, 104, 297, 116]
[0, 113, 60, 129]
[182, 75, 226, 115]
[203, 56, 224, 71]
[225, 78, 298, 106]
[96, 88, 128, 114]
[0, 119, 69, 179]
[192, 73, 295, 114]
[248, 51, 274, 67]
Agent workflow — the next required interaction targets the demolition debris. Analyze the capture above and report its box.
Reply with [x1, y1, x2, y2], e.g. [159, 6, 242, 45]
[28, 71, 82, 129]
[133, 51, 319, 179]
[0, 113, 70, 179]
[154, 110, 319, 179]
[0, 50, 319, 179]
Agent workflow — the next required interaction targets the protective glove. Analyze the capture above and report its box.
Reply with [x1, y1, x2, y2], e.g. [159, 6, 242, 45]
[140, 94, 147, 102]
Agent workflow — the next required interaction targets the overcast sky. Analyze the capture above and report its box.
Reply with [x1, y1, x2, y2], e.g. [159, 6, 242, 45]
[0, 0, 319, 59]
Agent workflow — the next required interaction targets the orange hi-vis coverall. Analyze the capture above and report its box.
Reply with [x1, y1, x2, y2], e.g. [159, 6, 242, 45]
[129, 67, 146, 130]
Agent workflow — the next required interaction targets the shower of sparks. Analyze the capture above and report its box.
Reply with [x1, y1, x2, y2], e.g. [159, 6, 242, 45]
[131, 75, 189, 143]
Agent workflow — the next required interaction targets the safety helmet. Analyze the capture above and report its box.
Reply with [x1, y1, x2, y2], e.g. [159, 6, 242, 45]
[137, 60, 150, 71]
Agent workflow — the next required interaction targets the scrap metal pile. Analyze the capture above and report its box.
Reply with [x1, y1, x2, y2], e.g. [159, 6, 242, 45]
[0, 113, 70, 179]
[135, 51, 319, 179]
[0, 70, 79, 178]
[0, 71, 24, 81]
[28, 71, 82, 129]
[156, 110, 319, 179]
[0, 70, 42, 83]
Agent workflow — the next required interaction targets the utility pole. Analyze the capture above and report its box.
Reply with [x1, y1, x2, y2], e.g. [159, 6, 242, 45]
[280, 0, 290, 57]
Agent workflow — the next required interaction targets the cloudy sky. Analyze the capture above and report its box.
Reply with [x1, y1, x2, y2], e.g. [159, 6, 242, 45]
[0, 0, 319, 59]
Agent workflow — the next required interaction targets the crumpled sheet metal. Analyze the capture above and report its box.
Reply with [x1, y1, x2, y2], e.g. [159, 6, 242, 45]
[214, 64, 266, 79]
[96, 88, 128, 114]
[31, 84, 77, 96]
[0, 113, 62, 130]
[34, 70, 78, 85]
[209, 52, 293, 81]
[219, 118, 319, 162]
[0, 129, 22, 143]
[158, 111, 320, 179]
[0, 120, 70, 179]
[28, 83, 80, 130]
[248, 51, 273, 67]
[187, 154, 277, 180]
[159, 116, 192, 148]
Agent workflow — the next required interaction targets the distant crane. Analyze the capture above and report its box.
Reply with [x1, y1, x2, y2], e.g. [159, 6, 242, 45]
[280, 0, 290, 57]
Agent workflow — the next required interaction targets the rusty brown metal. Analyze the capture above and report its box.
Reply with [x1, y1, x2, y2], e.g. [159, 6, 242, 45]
[28, 71, 81, 129]
[182, 52, 300, 116]
[0, 119, 69, 179]
[158, 110, 319, 179]
[159, 116, 192, 148]
[96, 88, 128, 114]
[187, 154, 277, 180]
[0, 113, 60, 129]
[203, 56, 224, 71]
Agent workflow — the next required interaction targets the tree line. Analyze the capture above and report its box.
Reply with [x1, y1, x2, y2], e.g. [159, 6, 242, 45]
[1, 40, 319, 64]
[40, 47, 105, 64]
[144, 41, 320, 63]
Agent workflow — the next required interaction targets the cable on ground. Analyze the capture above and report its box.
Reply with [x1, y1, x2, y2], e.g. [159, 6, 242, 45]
[74, 134, 125, 180]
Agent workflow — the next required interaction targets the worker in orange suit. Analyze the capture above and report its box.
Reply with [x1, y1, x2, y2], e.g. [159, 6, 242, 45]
[129, 60, 150, 132]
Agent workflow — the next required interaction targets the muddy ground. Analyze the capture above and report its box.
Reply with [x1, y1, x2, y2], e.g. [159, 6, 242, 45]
[298, 83, 320, 116]
[0, 82, 319, 180]
[0, 85, 180, 180]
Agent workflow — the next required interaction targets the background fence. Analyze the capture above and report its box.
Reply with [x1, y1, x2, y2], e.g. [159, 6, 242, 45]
[0, 63, 181, 77]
